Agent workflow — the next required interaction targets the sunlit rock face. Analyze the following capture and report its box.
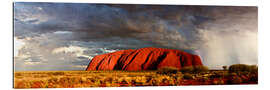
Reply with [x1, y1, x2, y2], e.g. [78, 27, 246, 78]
[86, 47, 203, 71]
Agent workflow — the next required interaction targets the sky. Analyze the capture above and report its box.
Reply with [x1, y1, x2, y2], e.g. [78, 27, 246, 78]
[13, 2, 258, 71]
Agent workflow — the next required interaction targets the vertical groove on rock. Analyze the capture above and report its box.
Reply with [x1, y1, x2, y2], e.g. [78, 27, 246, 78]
[123, 52, 140, 70]
[179, 53, 184, 67]
[113, 54, 125, 70]
[149, 52, 167, 70]
[85, 57, 95, 70]
[95, 56, 107, 70]
[141, 51, 153, 69]
[192, 55, 195, 66]
[106, 55, 114, 69]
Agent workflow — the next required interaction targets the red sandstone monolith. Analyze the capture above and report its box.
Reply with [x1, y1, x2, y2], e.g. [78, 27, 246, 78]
[86, 47, 203, 71]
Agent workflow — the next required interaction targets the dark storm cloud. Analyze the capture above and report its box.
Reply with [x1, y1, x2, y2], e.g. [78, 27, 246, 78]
[14, 3, 257, 48]
[14, 2, 257, 70]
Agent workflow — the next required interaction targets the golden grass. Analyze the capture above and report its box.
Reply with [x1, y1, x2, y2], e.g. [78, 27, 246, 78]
[14, 70, 257, 88]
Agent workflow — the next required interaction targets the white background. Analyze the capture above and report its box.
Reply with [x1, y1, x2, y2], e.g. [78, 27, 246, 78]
[1, 0, 269, 90]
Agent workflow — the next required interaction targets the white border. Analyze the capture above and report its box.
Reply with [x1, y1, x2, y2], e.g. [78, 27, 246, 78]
[2, 0, 269, 90]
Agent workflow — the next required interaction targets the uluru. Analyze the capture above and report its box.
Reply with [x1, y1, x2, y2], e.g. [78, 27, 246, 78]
[86, 47, 203, 71]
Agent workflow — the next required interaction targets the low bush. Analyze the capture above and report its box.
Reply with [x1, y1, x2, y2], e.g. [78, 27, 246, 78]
[157, 67, 179, 74]
[229, 64, 258, 72]
[249, 65, 258, 73]
[193, 66, 209, 72]
[183, 74, 193, 80]
[180, 66, 209, 73]
[222, 66, 228, 70]
[229, 76, 243, 84]
[249, 74, 258, 82]
[180, 66, 194, 73]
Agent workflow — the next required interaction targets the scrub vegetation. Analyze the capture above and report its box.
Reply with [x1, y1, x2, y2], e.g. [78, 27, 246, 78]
[14, 64, 258, 88]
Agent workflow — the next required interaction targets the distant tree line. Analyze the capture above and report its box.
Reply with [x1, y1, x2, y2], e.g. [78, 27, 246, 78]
[227, 64, 258, 73]
[157, 64, 258, 74]
[157, 65, 209, 74]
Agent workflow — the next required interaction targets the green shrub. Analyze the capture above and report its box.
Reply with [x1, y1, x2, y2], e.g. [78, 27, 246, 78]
[180, 66, 194, 73]
[157, 67, 179, 74]
[229, 76, 243, 84]
[180, 66, 209, 73]
[229, 64, 247, 72]
[249, 65, 258, 73]
[229, 64, 258, 72]
[51, 72, 65, 76]
[222, 66, 228, 70]
[249, 74, 258, 82]
[193, 66, 209, 72]
[183, 74, 193, 80]
[211, 72, 226, 78]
